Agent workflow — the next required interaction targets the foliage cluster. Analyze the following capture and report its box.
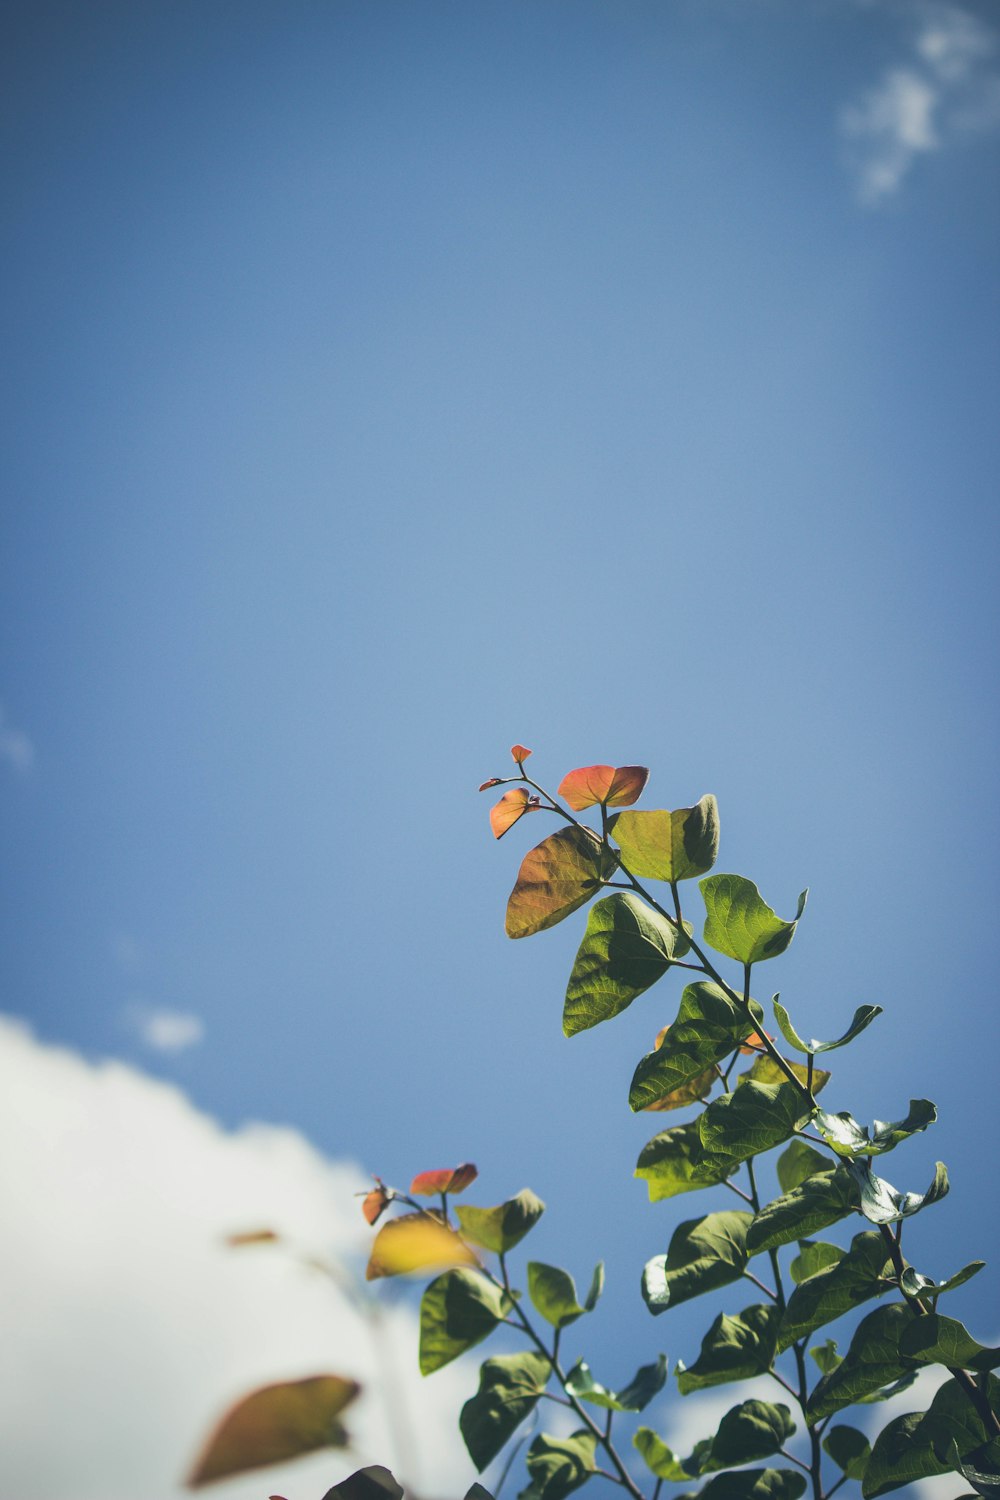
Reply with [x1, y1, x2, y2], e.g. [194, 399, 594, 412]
[188, 747, 1000, 1500]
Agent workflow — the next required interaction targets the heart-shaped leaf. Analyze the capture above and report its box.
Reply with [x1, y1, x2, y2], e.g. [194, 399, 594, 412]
[418, 1268, 511, 1374]
[563, 892, 690, 1036]
[506, 826, 616, 939]
[701, 876, 807, 966]
[490, 788, 539, 839]
[366, 1213, 476, 1279]
[609, 797, 720, 882]
[456, 1189, 545, 1253]
[459, 1351, 551, 1470]
[558, 764, 649, 811]
[188, 1375, 359, 1486]
[410, 1163, 478, 1196]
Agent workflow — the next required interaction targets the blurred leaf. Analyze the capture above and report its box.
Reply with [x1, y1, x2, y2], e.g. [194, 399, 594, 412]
[698, 1080, 812, 1168]
[460, 1351, 551, 1471]
[641, 1210, 752, 1314]
[320, 1468, 403, 1500]
[773, 999, 882, 1055]
[188, 1375, 359, 1487]
[225, 1228, 279, 1247]
[900, 1262, 985, 1300]
[777, 1140, 830, 1195]
[633, 1427, 692, 1480]
[746, 1166, 857, 1256]
[900, 1314, 1000, 1372]
[491, 788, 538, 840]
[702, 1401, 796, 1471]
[456, 1189, 545, 1253]
[563, 893, 689, 1036]
[790, 1240, 844, 1284]
[466, 1487, 496, 1500]
[410, 1163, 478, 1197]
[778, 1230, 893, 1351]
[528, 1262, 586, 1329]
[361, 1185, 391, 1226]
[583, 1261, 605, 1312]
[557, 764, 649, 811]
[520, 1429, 597, 1499]
[366, 1213, 476, 1280]
[810, 1340, 842, 1374]
[677, 1304, 779, 1394]
[511, 745, 533, 764]
[807, 1304, 919, 1421]
[609, 797, 720, 883]
[700, 876, 807, 966]
[636, 1119, 737, 1202]
[419, 1268, 511, 1374]
[565, 1354, 667, 1412]
[815, 1100, 936, 1158]
[629, 982, 763, 1112]
[479, 777, 504, 791]
[506, 826, 615, 939]
[849, 1160, 949, 1226]
[823, 1425, 870, 1480]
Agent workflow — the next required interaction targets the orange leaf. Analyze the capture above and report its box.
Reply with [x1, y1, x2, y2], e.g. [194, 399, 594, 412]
[362, 1183, 391, 1225]
[510, 744, 532, 764]
[739, 1030, 774, 1055]
[187, 1375, 359, 1486]
[505, 825, 615, 938]
[410, 1162, 478, 1196]
[490, 788, 539, 839]
[558, 764, 649, 811]
[479, 777, 503, 791]
[365, 1213, 477, 1280]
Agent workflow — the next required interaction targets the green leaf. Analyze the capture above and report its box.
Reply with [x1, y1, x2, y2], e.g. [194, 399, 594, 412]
[642, 1211, 752, 1314]
[456, 1189, 545, 1253]
[919, 1375, 1000, 1464]
[678, 1470, 806, 1500]
[677, 1304, 779, 1394]
[900, 1261, 985, 1300]
[188, 1375, 359, 1486]
[419, 1269, 511, 1374]
[633, 1428, 691, 1481]
[745, 1166, 857, 1257]
[773, 999, 882, 1055]
[790, 1241, 844, 1285]
[823, 1425, 870, 1480]
[527, 1262, 586, 1329]
[777, 1140, 831, 1195]
[519, 1430, 597, 1500]
[739, 1055, 831, 1095]
[862, 1413, 946, 1497]
[899, 1314, 1000, 1372]
[320, 1467, 404, 1500]
[583, 1261, 605, 1312]
[460, 1352, 551, 1471]
[465, 1486, 496, 1500]
[609, 797, 720, 882]
[807, 1304, 919, 1421]
[635, 1119, 737, 1202]
[849, 1160, 949, 1225]
[629, 982, 763, 1112]
[703, 1401, 796, 1470]
[778, 1231, 894, 1351]
[506, 827, 617, 940]
[563, 893, 689, 1036]
[698, 1080, 812, 1168]
[815, 1099, 936, 1158]
[565, 1355, 667, 1413]
[700, 875, 807, 966]
[810, 1340, 842, 1374]
[948, 1439, 1000, 1499]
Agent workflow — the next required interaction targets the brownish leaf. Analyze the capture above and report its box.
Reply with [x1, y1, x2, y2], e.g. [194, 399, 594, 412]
[187, 1375, 359, 1487]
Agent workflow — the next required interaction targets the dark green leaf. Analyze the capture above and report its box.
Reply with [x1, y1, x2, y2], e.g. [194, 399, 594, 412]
[419, 1269, 511, 1374]
[849, 1160, 949, 1225]
[773, 999, 882, 1055]
[947, 1439, 1000, 1499]
[519, 1430, 597, 1500]
[609, 797, 720, 882]
[460, 1352, 551, 1471]
[815, 1099, 936, 1158]
[678, 1470, 806, 1500]
[699, 1081, 812, 1168]
[629, 983, 763, 1113]
[900, 1315, 1000, 1372]
[635, 1119, 737, 1202]
[778, 1231, 894, 1351]
[703, 1401, 796, 1470]
[633, 1428, 691, 1481]
[807, 1304, 919, 1421]
[677, 1304, 779, 1394]
[320, 1467, 404, 1500]
[642, 1211, 752, 1314]
[862, 1413, 946, 1498]
[456, 1190, 546, 1253]
[583, 1261, 605, 1312]
[919, 1375, 1000, 1464]
[700, 876, 807, 966]
[823, 1425, 870, 1480]
[565, 1355, 667, 1413]
[789, 1241, 844, 1285]
[563, 893, 690, 1036]
[900, 1262, 985, 1300]
[777, 1140, 831, 1195]
[465, 1486, 496, 1500]
[506, 826, 617, 940]
[527, 1263, 586, 1329]
[746, 1167, 857, 1257]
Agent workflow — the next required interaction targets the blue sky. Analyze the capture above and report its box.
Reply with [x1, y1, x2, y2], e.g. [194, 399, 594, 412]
[1, 2, 998, 1497]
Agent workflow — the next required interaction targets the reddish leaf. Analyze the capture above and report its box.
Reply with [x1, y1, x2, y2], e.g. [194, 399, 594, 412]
[510, 744, 532, 764]
[490, 788, 540, 839]
[365, 1213, 477, 1280]
[362, 1182, 391, 1225]
[187, 1375, 359, 1486]
[410, 1162, 478, 1196]
[478, 777, 503, 791]
[739, 1030, 774, 1055]
[558, 764, 649, 811]
[505, 825, 615, 938]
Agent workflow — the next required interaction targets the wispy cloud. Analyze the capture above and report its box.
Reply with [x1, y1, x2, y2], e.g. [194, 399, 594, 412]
[841, 3, 1000, 203]
[0, 705, 34, 773]
[127, 1002, 206, 1054]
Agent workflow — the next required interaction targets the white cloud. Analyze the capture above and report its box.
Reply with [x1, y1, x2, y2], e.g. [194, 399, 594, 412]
[0, 704, 34, 773]
[0, 1017, 478, 1500]
[128, 1002, 206, 1053]
[840, 3, 1000, 203]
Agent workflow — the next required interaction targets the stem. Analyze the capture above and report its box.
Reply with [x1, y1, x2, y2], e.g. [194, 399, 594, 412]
[743, 1269, 778, 1302]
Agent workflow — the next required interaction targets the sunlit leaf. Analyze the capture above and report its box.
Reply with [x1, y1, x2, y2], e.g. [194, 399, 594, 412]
[565, 1354, 667, 1413]
[528, 1262, 587, 1329]
[361, 1186, 391, 1226]
[563, 893, 690, 1036]
[365, 1213, 476, 1280]
[810, 1340, 842, 1374]
[511, 745, 533, 764]
[609, 797, 720, 883]
[739, 1055, 831, 1095]
[899, 1262, 985, 1301]
[410, 1163, 479, 1196]
[815, 1100, 936, 1158]
[635, 1119, 737, 1202]
[849, 1160, 949, 1226]
[188, 1375, 359, 1486]
[629, 982, 763, 1112]
[777, 1231, 893, 1351]
[807, 1304, 919, 1421]
[226, 1228, 280, 1247]
[633, 1428, 692, 1481]
[642, 1065, 717, 1114]
[505, 826, 615, 939]
[521, 1429, 597, 1499]
[456, 1189, 546, 1253]
[460, 1351, 551, 1471]
[583, 1261, 605, 1312]
[745, 1165, 858, 1257]
[790, 1241, 844, 1285]
[561, 764, 649, 811]
[320, 1467, 403, 1500]
[418, 1268, 512, 1374]
[773, 999, 882, 1055]
[676, 1304, 779, 1394]
[700, 875, 807, 966]
[641, 1210, 752, 1314]
[491, 789, 540, 839]
[479, 777, 504, 792]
